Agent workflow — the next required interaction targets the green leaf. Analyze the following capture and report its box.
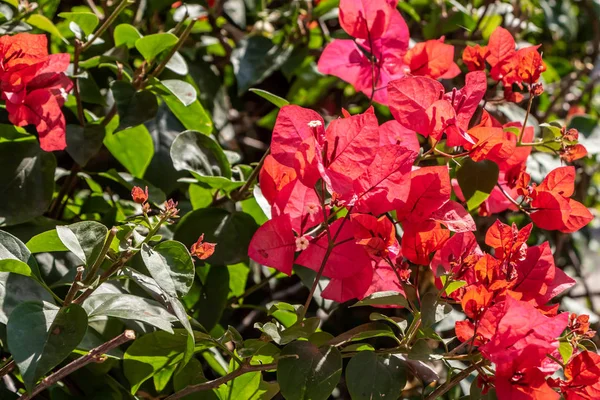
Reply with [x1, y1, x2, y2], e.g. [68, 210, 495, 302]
[55, 221, 108, 266]
[0, 230, 41, 279]
[141, 241, 195, 298]
[173, 357, 219, 400]
[25, 14, 66, 42]
[420, 292, 452, 328]
[111, 81, 158, 131]
[559, 341, 573, 364]
[346, 351, 407, 400]
[249, 88, 289, 108]
[160, 79, 197, 106]
[84, 293, 176, 333]
[124, 330, 191, 394]
[58, 12, 99, 36]
[170, 130, 231, 179]
[0, 259, 32, 276]
[104, 124, 154, 178]
[162, 94, 212, 134]
[7, 301, 88, 391]
[26, 230, 69, 253]
[194, 265, 229, 332]
[231, 36, 293, 94]
[174, 208, 258, 265]
[456, 158, 499, 211]
[166, 51, 188, 75]
[0, 139, 56, 227]
[351, 291, 410, 308]
[114, 23, 142, 48]
[65, 124, 106, 166]
[135, 33, 178, 61]
[217, 368, 278, 400]
[408, 339, 438, 361]
[277, 342, 342, 400]
[445, 280, 467, 295]
[0, 21, 32, 34]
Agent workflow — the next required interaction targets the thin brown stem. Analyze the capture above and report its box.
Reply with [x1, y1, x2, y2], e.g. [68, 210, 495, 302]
[0, 360, 15, 378]
[145, 18, 197, 83]
[83, 227, 117, 285]
[73, 41, 86, 126]
[300, 243, 334, 320]
[228, 270, 280, 306]
[165, 362, 277, 400]
[231, 147, 271, 202]
[81, 0, 131, 52]
[20, 331, 136, 400]
[518, 94, 534, 144]
[64, 266, 85, 305]
[424, 361, 484, 400]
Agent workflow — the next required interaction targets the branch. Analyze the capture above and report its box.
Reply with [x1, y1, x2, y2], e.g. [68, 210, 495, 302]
[81, 0, 131, 52]
[165, 362, 277, 400]
[231, 147, 271, 202]
[424, 361, 483, 400]
[20, 330, 136, 400]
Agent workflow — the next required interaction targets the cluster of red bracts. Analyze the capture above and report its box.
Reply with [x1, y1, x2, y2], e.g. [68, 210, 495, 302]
[0, 33, 72, 151]
[247, 3, 595, 398]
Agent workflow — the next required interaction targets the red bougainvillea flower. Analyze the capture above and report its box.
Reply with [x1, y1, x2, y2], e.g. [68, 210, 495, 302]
[351, 214, 399, 259]
[403, 37, 460, 80]
[338, 0, 399, 40]
[388, 71, 486, 144]
[318, 1, 459, 104]
[131, 186, 149, 204]
[396, 166, 475, 265]
[0, 33, 72, 151]
[494, 347, 561, 400]
[462, 44, 489, 71]
[318, 9, 409, 104]
[552, 351, 600, 400]
[190, 234, 217, 260]
[462, 26, 546, 102]
[259, 155, 297, 205]
[529, 166, 593, 233]
[248, 214, 297, 275]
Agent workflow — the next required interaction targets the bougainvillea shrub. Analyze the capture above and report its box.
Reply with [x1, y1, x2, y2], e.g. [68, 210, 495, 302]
[0, 0, 599, 399]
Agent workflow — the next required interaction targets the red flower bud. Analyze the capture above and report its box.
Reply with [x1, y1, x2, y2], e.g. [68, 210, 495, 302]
[131, 186, 149, 204]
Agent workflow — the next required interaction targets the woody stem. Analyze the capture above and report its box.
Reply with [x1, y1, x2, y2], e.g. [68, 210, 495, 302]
[301, 243, 334, 320]
[424, 361, 484, 400]
[81, 0, 131, 52]
[518, 92, 534, 145]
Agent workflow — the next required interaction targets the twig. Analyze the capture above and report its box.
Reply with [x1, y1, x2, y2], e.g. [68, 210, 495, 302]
[231, 147, 271, 202]
[228, 270, 280, 306]
[83, 227, 118, 285]
[165, 362, 277, 400]
[20, 331, 136, 400]
[0, 360, 15, 378]
[145, 18, 197, 83]
[73, 41, 86, 126]
[64, 267, 85, 305]
[518, 93, 534, 144]
[81, 0, 131, 52]
[424, 361, 483, 400]
[85, 0, 104, 19]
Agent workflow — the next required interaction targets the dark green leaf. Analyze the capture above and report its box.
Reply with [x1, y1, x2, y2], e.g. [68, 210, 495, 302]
[141, 241, 195, 298]
[277, 342, 342, 400]
[420, 292, 452, 328]
[346, 351, 407, 400]
[231, 36, 293, 94]
[0, 21, 32, 34]
[112, 81, 158, 131]
[0, 272, 55, 324]
[7, 301, 88, 391]
[351, 291, 409, 308]
[84, 293, 177, 333]
[194, 265, 229, 332]
[56, 221, 108, 267]
[135, 33, 178, 61]
[65, 124, 106, 166]
[170, 130, 231, 179]
[456, 159, 499, 211]
[249, 89, 289, 108]
[174, 208, 258, 265]
[0, 139, 56, 227]
[104, 124, 154, 178]
[173, 357, 219, 400]
[0, 230, 41, 279]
